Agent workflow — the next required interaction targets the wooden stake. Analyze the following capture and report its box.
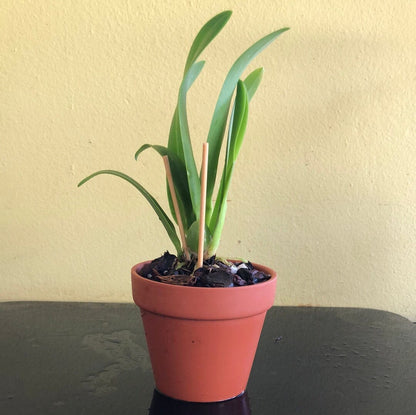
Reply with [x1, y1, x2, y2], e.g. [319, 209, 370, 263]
[163, 155, 190, 261]
[197, 143, 209, 269]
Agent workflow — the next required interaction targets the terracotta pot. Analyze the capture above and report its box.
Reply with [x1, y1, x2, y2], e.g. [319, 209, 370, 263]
[131, 260, 277, 403]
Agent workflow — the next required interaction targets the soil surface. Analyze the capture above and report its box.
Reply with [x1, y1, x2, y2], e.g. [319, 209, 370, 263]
[137, 251, 271, 287]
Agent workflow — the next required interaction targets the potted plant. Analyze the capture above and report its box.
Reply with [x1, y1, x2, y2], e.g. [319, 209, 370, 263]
[78, 11, 289, 403]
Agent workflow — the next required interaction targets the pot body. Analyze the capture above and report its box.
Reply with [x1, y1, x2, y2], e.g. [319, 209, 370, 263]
[131, 261, 277, 403]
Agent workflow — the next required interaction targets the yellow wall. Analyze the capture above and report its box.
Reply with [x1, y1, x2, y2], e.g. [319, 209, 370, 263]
[1, 1, 415, 320]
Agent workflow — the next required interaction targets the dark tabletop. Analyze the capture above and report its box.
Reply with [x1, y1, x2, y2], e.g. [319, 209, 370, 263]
[0, 302, 415, 414]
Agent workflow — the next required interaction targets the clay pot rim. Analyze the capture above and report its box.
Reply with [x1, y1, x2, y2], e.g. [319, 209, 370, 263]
[131, 259, 277, 320]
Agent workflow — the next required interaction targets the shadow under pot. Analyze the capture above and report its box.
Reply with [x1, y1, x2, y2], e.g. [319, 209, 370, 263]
[149, 389, 251, 414]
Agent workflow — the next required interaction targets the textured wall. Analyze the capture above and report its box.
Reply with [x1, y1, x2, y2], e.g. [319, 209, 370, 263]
[1, 1, 415, 320]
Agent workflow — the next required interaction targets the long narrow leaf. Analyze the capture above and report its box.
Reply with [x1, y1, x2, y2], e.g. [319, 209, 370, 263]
[243, 67, 264, 101]
[168, 10, 232, 169]
[168, 107, 185, 163]
[207, 81, 249, 255]
[167, 107, 189, 223]
[184, 10, 232, 74]
[206, 104, 235, 235]
[134, 144, 194, 229]
[230, 81, 249, 161]
[177, 61, 205, 219]
[167, 11, 233, 228]
[209, 81, 248, 230]
[206, 68, 262, 233]
[135, 144, 167, 160]
[205, 27, 289, 216]
[78, 170, 182, 254]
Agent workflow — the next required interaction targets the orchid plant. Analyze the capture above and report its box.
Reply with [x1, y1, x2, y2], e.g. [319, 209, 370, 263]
[78, 11, 289, 261]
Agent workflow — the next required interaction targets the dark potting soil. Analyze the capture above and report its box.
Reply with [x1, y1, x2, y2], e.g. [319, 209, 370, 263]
[137, 251, 271, 287]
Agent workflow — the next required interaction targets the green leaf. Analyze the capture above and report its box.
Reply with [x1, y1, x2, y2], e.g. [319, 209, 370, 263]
[184, 10, 232, 74]
[167, 110, 194, 227]
[78, 170, 182, 255]
[205, 27, 290, 218]
[229, 81, 249, 161]
[243, 67, 264, 101]
[185, 220, 212, 255]
[168, 107, 185, 164]
[207, 80, 249, 255]
[134, 144, 195, 230]
[168, 10, 232, 209]
[135, 144, 167, 160]
[177, 61, 206, 219]
[169, 10, 233, 164]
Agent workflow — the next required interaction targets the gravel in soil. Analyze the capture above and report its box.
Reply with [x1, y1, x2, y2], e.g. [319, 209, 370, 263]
[138, 251, 271, 287]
